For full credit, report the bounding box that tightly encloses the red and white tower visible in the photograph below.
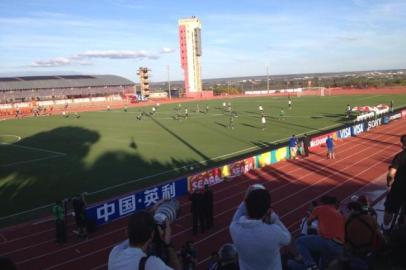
[179,17,202,95]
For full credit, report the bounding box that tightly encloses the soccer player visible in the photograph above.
[326,135,335,159]
[107,104,111,111]
[185,107,189,119]
[228,114,235,129]
[222,102,226,111]
[124,105,128,112]
[205,105,209,114]
[346,104,351,118]
[288,96,292,110]
[227,102,232,113]
[259,105,263,113]
[151,106,156,115]
[261,115,266,131]
[196,104,200,113]
[136,110,143,120]
[279,108,285,120]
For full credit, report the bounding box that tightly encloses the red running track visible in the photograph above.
[0,119,405,270]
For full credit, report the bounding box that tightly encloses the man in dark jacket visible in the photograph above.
[190,188,206,235]
[72,193,88,240]
[303,133,310,157]
[383,134,406,231]
[203,184,214,229]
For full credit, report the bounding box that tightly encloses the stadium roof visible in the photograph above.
[0,75,135,91]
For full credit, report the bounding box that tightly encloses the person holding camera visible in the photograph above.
[229,186,291,270]
[108,211,181,270]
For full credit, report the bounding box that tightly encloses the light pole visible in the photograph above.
[167,65,172,100]
[266,65,270,91]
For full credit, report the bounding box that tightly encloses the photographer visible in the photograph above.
[229,186,291,270]
[108,211,181,270]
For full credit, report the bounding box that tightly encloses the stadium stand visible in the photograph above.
[0,74,135,119]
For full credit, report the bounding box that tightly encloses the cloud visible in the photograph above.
[28,48,167,68]
[77,50,152,59]
[160,47,175,54]
[29,57,91,68]
[336,36,360,42]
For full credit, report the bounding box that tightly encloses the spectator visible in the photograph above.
[303,134,310,157]
[383,134,406,232]
[108,211,181,270]
[180,241,197,270]
[52,200,66,244]
[299,201,319,236]
[298,140,305,157]
[72,193,88,240]
[218,243,239,270]
[356,195,377,220]
[296,196,345,270]
[345,199,385,259]
[203,184,214,229]
[229,188,291,270]
[207,252,220,270]
[190,188,206,235]
[0,256,17,270]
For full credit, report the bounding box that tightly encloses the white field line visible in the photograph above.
[0,134,22,143]
[3,143,66,156]
[16,122,401,267]
[359,95,383,100]
[1,155,65,168]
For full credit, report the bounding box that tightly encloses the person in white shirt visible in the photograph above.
[261,115,266,131]
[108,211,181,270]
[229,187,291,270]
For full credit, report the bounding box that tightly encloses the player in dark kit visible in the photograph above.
[228,114,235,129]
[136,110,143,120]
[346,104,351,118]
[383,135,406,231]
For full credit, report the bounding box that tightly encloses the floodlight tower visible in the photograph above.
[137,67,150,97]
[178,16,202,96]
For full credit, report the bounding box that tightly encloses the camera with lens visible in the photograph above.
[148,199,181,262]
[153,198,181,229]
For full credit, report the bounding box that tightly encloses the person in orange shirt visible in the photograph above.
[296,195,345,270]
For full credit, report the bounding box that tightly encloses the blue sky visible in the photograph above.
[1,0,406,82]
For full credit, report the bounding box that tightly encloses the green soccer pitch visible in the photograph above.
[1,94,405,219]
